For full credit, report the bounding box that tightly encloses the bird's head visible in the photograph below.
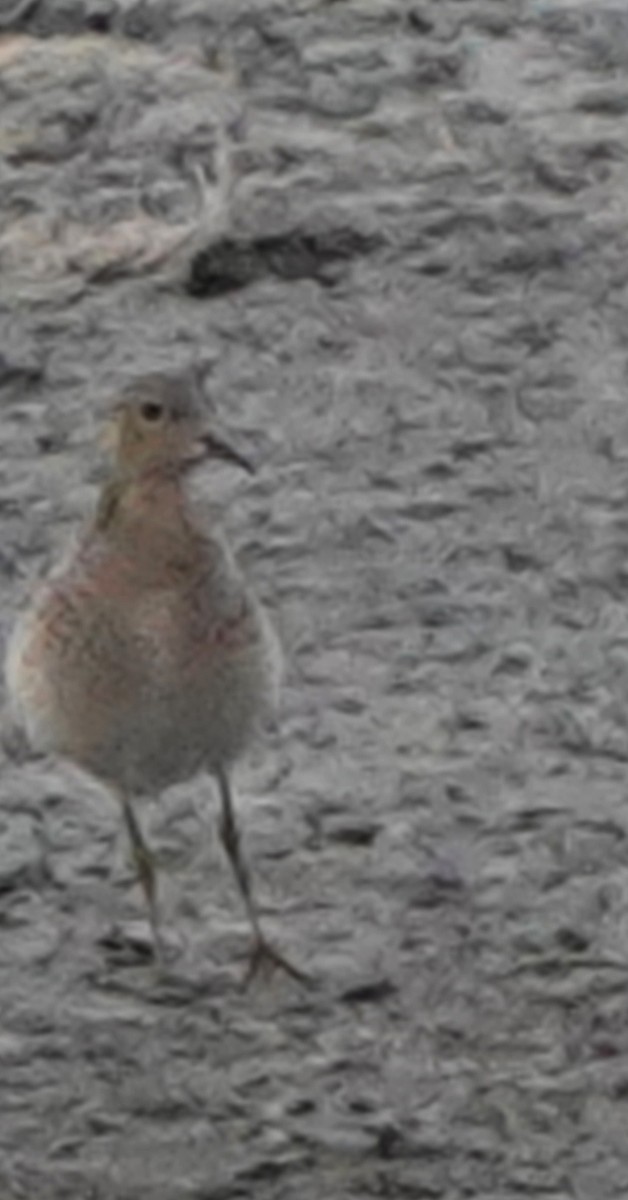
[104,374,254,478]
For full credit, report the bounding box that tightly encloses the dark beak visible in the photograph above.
[198,431,255,474]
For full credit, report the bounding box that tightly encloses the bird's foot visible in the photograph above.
[242,932,312,990]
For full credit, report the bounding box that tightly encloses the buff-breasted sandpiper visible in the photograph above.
[5,372,306,984]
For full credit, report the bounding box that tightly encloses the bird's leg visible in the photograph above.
[116,789,164,962]
[215,766,309,987]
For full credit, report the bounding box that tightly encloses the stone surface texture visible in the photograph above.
[1,1,628,1197]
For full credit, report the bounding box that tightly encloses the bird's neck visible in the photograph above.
[93,467,199,559]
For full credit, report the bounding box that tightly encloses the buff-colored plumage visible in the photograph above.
[5,373,305,983]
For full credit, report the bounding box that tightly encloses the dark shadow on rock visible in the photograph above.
[186,226,380,297]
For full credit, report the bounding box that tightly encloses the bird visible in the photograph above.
[4,371,306,985]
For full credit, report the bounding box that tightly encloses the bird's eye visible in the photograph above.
[140,402,163,422]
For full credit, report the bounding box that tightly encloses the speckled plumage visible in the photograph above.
[6,465,279,794]
[5,373,303,983]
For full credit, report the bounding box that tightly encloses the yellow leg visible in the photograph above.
[215,767,310,987]
[116,790,164,962]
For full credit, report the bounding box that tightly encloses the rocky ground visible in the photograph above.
[2,0,628,1196]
